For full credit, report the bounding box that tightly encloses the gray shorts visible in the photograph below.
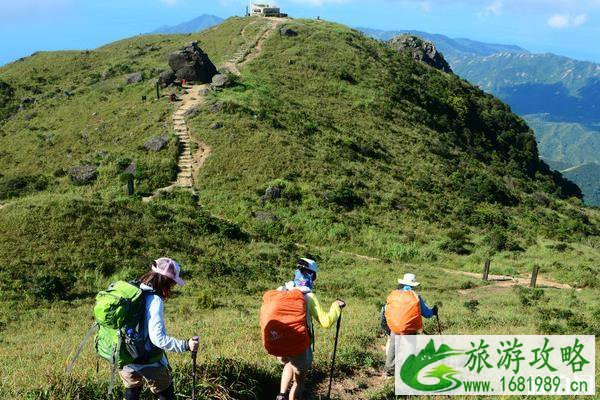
[277,346,314,372]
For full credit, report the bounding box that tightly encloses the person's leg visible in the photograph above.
[385,332,396,376]
[288,348,312,400]
[279,361,294,398]
[119,370,144,400]
[288,368,305,400]
[156,383,175,400]
[124,386,142,400]
[142,365,173,399]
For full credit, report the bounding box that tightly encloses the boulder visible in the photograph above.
[252,211,278,222]
[280,27,298,37]
[144,135,169,152]
[124,161,137,175]
[159,70,176,88]
[388,35,453,73]
[198,86,212,96]
[260,186,282,203]
[168,41,218,83]
[210,122,222,129]
[126,72,143,84]
[69,165,98,185]
[208,101,224,114]
[183,106,201,117]
[211,74,231,88]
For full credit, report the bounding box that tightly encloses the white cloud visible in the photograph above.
[547,13,588,28]
[479,0,503,17]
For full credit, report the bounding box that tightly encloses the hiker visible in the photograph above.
[120,258,199,400]
[260,258,346,400]
[380,273,437,377]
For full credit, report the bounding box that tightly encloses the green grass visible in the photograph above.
[0,17,598,399]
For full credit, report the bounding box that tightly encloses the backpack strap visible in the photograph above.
[107,330,123,395]
[66,322,99,375]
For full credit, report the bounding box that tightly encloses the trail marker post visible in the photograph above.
[127,176,134,196]
[530,265,540,288]
[482,259,491,281]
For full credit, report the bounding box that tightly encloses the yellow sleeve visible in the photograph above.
[306,292,341,328]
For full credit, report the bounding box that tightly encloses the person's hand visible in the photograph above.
[335,299,346,309]
[432,305,439,316]
[188,336,199,352]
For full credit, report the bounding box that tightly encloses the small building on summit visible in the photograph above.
[250,3,286,17]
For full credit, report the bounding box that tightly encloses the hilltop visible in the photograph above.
[360,27,600,206]
[0,17,599,399]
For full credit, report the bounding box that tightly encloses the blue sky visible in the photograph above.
[1,0,599,66]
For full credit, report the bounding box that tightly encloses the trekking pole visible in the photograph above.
[191,336,199,400]
[327,309,343,400]
[436,314,443,336]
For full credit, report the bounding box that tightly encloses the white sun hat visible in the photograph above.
[398,273,420,287]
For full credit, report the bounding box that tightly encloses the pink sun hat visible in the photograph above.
[152,258,185,286]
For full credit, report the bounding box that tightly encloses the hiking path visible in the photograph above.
[143,17,285,202]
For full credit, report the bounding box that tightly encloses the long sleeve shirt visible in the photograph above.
[123,284,188,371]
[281,281,341,343]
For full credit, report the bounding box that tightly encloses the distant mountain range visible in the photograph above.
[359,27,600,206]
[358,28,528,58]
[151,14,224,34]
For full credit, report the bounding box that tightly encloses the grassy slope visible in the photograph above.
[0,17,599,399]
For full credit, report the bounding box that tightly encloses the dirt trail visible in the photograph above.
[312,367,389,400]
[142,84,211,202]
[441,268,577,292]
[144,18,285,202]
[295,243,575,292]
[220,17,287,76]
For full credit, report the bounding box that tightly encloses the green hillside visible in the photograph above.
[560,163,600,207]
[361,26,600,206]
[0,17,599,399]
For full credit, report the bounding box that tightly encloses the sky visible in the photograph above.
[1,0,599,67]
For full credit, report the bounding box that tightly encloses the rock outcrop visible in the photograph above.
[144,135,169,152]
[211,74,231,88]
[158,70,176,88]
[388,34,452,73]
[126,72,143,84]
[69,165,98,185]
[168,42,218,83]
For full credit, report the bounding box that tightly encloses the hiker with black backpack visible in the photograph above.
[380,273,437,377]
[69,258,199,399]
[260,258,346,400]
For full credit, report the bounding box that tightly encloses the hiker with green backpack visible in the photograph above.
[260,258,346,400]
[70,258,198,400]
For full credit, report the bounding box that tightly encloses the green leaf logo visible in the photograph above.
[400,339,464,392]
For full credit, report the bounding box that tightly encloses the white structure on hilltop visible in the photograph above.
[249,3,285,17]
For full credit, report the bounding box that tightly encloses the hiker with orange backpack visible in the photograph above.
[380,273,437,377]
[260,258,346,400]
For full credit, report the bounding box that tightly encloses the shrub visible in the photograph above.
[30,272,76,300]
[325,181,364,210]
[439,229,471,254]
[0,175,50,200]
[463,299,479,313]
[514,286,544,307]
